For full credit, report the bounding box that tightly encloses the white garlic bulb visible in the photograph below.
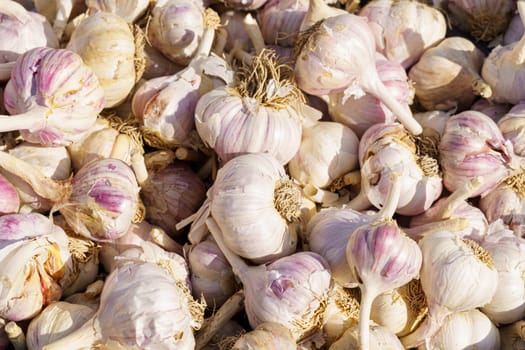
[419,309,500,350]
[209,152,299,264]
[408,36,492,111]
[85,0,150,23]
[288,120,359,189]
[360,0,447,69]
[67,11,137,108]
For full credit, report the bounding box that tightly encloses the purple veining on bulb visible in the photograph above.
[88,180,132,214]
[270,277,294,299]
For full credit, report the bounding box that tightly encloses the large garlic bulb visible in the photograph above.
[408,36,492,112]
[360,0,447,69]
[67,11,137,108]
[209,152,299,263]
[288,120,359,189]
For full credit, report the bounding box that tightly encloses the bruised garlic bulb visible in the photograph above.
[479,222,525,324]
[231,322,296,350]
[288,120,359,189]
[67,11,137,108]
[209,152,299,263]
[401,230,499,348]
[420,309,500,350]
[482,1,525,104]
[329,321,404,350]
[360,0,447,69]
[445,0,516,42]
[0,213,72,321]
[408,36,492,111]
[26,301,96,350]
[85,0,150,23]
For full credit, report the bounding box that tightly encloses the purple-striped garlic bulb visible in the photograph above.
[0,0,58,81]
[445,0,517,42]
[359,0,447,69]
[0,213,72,321]
[439,110,519,198]
[351,122,442,216]
[294,12,422,135]
[2,47,105,146]
[257,0,309,47]
[328,53,414,137]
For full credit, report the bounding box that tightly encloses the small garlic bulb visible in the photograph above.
[445,0,516,42]
[288,120,359,189]
[231,322,296,350]
[360,0,447,69]
[419,309,500,350]
[479,222,525,324]
[408,36,492,111]
[26,301,96,350]
[209,152,299,263]
[329,321,405,350]
[67,11,137,108]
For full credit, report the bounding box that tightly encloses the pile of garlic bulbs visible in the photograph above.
[0,0,524,349]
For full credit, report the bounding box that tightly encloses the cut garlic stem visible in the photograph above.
[303,184,339,205]
[0,150,70,204]
[360,76,422,135]
[376,172,402,220]
[5,322,26,350]
[242,13,266,54]
[109,134,132,161]
[0,62,15,81]
[195,289,245,350]
[343,170,361,186]
[150,226,183,255]
[403,217,469,240]
[175,147,204,162]
[130,151,148,186]
[433,177,483,219]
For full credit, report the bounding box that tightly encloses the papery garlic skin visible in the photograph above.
[243,251,332,341]
[498,102,525,156]
[0,213,71,321]
[420,309,500,350]
[503,11,524,45]
[408,36,492,112]
[257,0,308,47]
[360,0,447,69]
[26,301,96,350]
[439,110,516,198]
[329,322,405,350]
[471,98,511,123]
[4,47,105,146]
[232,322,296,350]
[479,223,525,324]
[210,153,298,263]
[0,173,19,215]
[322,284,360,345]
[67,11,136,108]
[288,121,359,189]
[147,0,205,66]
[85,0,150,23]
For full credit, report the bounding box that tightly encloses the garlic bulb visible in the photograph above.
[44,260,205,350]
[371,279,427,337]
[439,110,517,198]
[500,320,525,349]
[207,217,332,342]
[419,309,500,350]
[187,238,237,308]
[147,0,205,66]
[294,12,422,135]
[360,0,447,69]
[445,0,516,42]
[2,47,105,146]
[329,321,405,350]
[479,222,525,324]
[85,0,150,23]
[503,11,524,45]
[209,152,299,263]
[355,122,442,216]
[220,10,252,53]
[408,36,492,111]
[288,120,359,189]
[67,11,137,108]
[328,53,414,137]
[307,206,374,288]
[498,102,525,156]
[0,213,72,321]
[471,98,511,122]
[231,322,296,350]
[195,49,305,165]
[26,301,96,350]
[0,142,71,213]
[482,1,525,104]
[257,0,309,47]
[0,0,58,80]
[33,0,85,40]
[401,230,499,348]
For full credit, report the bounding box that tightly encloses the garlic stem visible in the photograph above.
[130,151,148,186]
[0,62,15,81]
[242,13,266,54]
[0,107,52,133]
[197,9,221,59]
[53,0,74,40]
[433,177,483,219]
[403,218,469,240]
[42,316,99,350]
[376,172,402,220]
[303,184,339,205]
[358,285,376,350]
[150,226,183,255]
[0,150,70,204]
[346,188,372,211]
[5,322,26,350]
[471,78,492,99]
[187,199,211,244]
[360,76,422,135]
[110,134,132,161]
[195,289,245,350]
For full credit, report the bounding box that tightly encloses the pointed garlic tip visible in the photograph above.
[472,78,493,98]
